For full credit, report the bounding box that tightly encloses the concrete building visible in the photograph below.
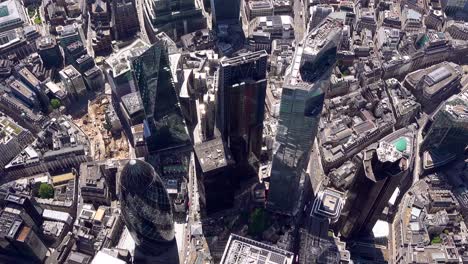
[79,162,111,206]
[386,78,421,129]
[7,79,38,108]
[404,62,462,112]
[143,0,206,41]
[56,23,85,48]
[248,15,294,52]
[59,65,87,98]
[308,5,333,31]
[311,188,345,223]
[402,8,424,33]
[340,128,415,238]
[119,91,145,127]
[105,39,150,99]
[0,0,26,33]
[446,20,468,40]
[220,234,294,264]
[111,0,139,40]
[246,0,274,21]
[194,138,235,214]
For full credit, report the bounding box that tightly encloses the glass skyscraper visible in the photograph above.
[421,90,468,154]
[132,41,191,153]
[267,18,342,215]
[119,159,175,253]
[211,0,241,26]
[267,82,325,215]
[217,51,268,162]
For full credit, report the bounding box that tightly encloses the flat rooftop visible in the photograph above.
[221,50,268,67]
[221,234,294,264]
[194,138,231,173]
[105,39,150,77]
[121,92,143,116]
[407,62,462,96]
[311,188,344,221]
[0,0,25,32]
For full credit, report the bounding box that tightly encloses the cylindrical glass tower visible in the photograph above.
[119,159,174,253]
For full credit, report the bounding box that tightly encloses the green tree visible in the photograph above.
[431,235,442,244]
[50,99,61,109]
[39,183,54,199]
[248,208,269,237]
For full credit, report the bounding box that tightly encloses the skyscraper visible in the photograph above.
[217,50,268,162]
[340,128,415,238]
[143,0,206,40]
[119,160,175,254]
[132,41,191,153]
[211,0,241,27]
[111,0,139,40]
[421,90,468,154]
[267,17,343,215]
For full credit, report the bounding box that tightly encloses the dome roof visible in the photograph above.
[120,159,157,194]
[119,159,174,248]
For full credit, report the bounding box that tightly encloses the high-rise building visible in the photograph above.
[211,0,241,26]
[0,215,47,263]
[340,128,415,238]
[132,41,191,153]
[56,23,85,48]
[267,17,343,215]
[194,138,235,214]
[119,160,176,258]
[105,39,150,99]
[143,0,206,41]
[221,234,294,264]
[421,90,468,154]
[59,65,87,98]
[216,51,268,162]
[111,0,139,40]
[36,36,63,68]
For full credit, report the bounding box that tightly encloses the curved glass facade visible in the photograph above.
[119,159,174,252]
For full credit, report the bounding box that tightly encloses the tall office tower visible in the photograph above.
[217,51,268,163]
[211,0,241,26]
[143,0,206,41]
[132,41,190,153]
[0,214,48,263]
[111,0,139,40]
[59,65,87,99]
[56,23,86,48]
[105,39,150,99]
[119,160,177,261]
[194,138,235,214]
[36,36,63,68]
[308,5,333,31]
[340,128,415,238]
[267,18,343,215]
[421,90,468,154]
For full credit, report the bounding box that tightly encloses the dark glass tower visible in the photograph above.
[211,0,241,26]
[267,18,343,215]
[217,50,268,162]
[421,91,468,154]
[132,41,191,153]
[119,159,174,253]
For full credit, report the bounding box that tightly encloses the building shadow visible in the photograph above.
[133,239,179,264]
